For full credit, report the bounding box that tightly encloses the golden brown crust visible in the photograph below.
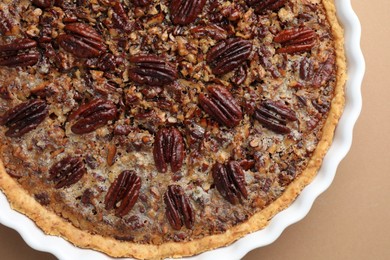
[0,0,346,258]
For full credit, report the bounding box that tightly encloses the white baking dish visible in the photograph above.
[0,0,364,259]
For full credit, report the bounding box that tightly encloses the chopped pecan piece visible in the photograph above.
[34,192,50,206]
[106,143,117,166]
[190,24,228,40]
[129,55,178,86]
[199,85,242,128]
[312,99,330,114]
[153,128,185,173]
[0,99,48,137]
[105,171,141,217]
[57,23,107,58]
[164,185,194,230]
[207,38,252,75]
[69,99,118,134]
[32,0,54,8]
[96,53,121,71]
[170,0,207,25]
[274,27,317,54]
[0,38,40,67]
[231,65,247,86]
[247,0,288,14]
[253,100,297,134]
[0,10,19,35]
[133,0,152,7]
[0,85,12,100]
[212,161,248,205]
[49,156,86,189]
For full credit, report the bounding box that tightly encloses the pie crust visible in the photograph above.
[0,0,346,259]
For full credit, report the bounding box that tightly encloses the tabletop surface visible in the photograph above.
[1,1,389,259]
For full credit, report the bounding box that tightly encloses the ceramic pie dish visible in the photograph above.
[0,2,363,259]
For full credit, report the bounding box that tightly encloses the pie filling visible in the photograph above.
[0,0,342,251]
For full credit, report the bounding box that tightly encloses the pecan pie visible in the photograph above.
[0,0,346,258]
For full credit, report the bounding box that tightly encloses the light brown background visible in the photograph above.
[1,1,389,259]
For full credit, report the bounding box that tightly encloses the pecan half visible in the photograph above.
[199,85,242,128]
[207,38,252,75]
[164,185,194,230]
[153,128,185,173]
[247,0,288,14]
[111,2,132,32]
[129,55,178,86]
[69,99,118,134]
[105,171,141,217]
[0,53,40,67]
[312,55,335,88]
[49,156,86,189]
[274,27,317,54]
[170,0,207,25]
[58,23,107,58]
[0,99,48,137]
[253,100,297,134]
[0,38,37,52]
[212,161,248,205]
[0,38,40,67]
[299,57,314,81]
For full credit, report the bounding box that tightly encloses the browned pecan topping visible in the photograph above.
[199,85,243,128]
[207,38,252,75]
[274,27,317,54]
[212,161,248,205]
[169,0,206,25]
[0,38,40,67]
[111,2,132,32]
[153,128,185,173]
[57,23,107,58]
[190,24,228,40]
[253,100,297,134]
[247,0,288,14]
[0,99,48,138]
[105,170,141,217]
[49,156,87,189]
[32,0,54,8]
[129,55,178,86]
[312,55,335,88]
[69,99,118,134]
[164,185,194,230]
